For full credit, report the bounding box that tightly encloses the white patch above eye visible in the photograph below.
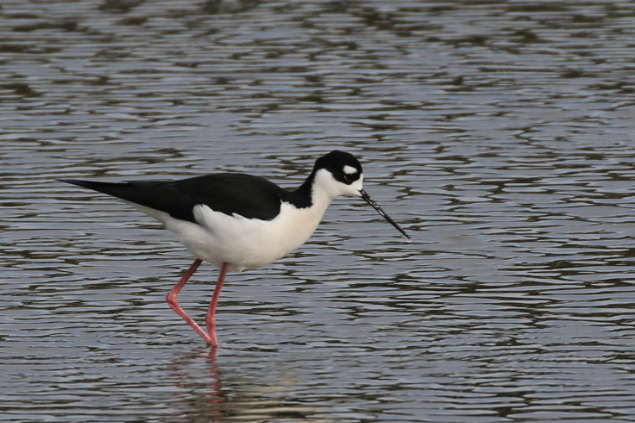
[343,165,358,175]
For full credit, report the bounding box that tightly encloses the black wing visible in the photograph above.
[60,173,287,223]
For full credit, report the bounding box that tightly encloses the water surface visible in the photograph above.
[3,0,635,421]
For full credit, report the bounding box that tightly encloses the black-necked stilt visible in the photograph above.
[61,150,409,347]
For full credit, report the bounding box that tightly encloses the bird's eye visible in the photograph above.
[344,172,356,181]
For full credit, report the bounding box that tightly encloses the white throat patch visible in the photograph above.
[314,168,363,199]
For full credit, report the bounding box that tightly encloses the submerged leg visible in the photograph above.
[206,262,229,348]
[166,258,212,344]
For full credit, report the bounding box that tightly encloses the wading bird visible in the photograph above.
[61,151,409,347]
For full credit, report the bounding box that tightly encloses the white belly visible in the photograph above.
[129,201,328,272]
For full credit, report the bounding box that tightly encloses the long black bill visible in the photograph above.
[359,189,411,242]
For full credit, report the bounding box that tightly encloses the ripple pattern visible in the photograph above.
[3,0,635,422]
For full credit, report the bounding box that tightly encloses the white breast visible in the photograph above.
[128,197,330,272]
[126,168,358,272]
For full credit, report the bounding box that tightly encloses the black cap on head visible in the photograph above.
[314,150,363,185]
[314,151,410,241]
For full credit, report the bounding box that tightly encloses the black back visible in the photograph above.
[60,150,366,225]
[61,173,307,223]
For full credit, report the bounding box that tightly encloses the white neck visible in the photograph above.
[311,168,364,206]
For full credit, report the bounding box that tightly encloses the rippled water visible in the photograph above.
[3,0,635,421]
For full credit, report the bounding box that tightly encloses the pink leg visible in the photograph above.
[166,258,212,344]
[206,262,229,348]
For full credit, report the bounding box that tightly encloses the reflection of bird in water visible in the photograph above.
[62,151,409,346]
[169,349,337,422]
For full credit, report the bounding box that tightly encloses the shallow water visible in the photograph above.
[3,0,635,421]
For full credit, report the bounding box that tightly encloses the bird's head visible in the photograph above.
[312,150,410,241]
